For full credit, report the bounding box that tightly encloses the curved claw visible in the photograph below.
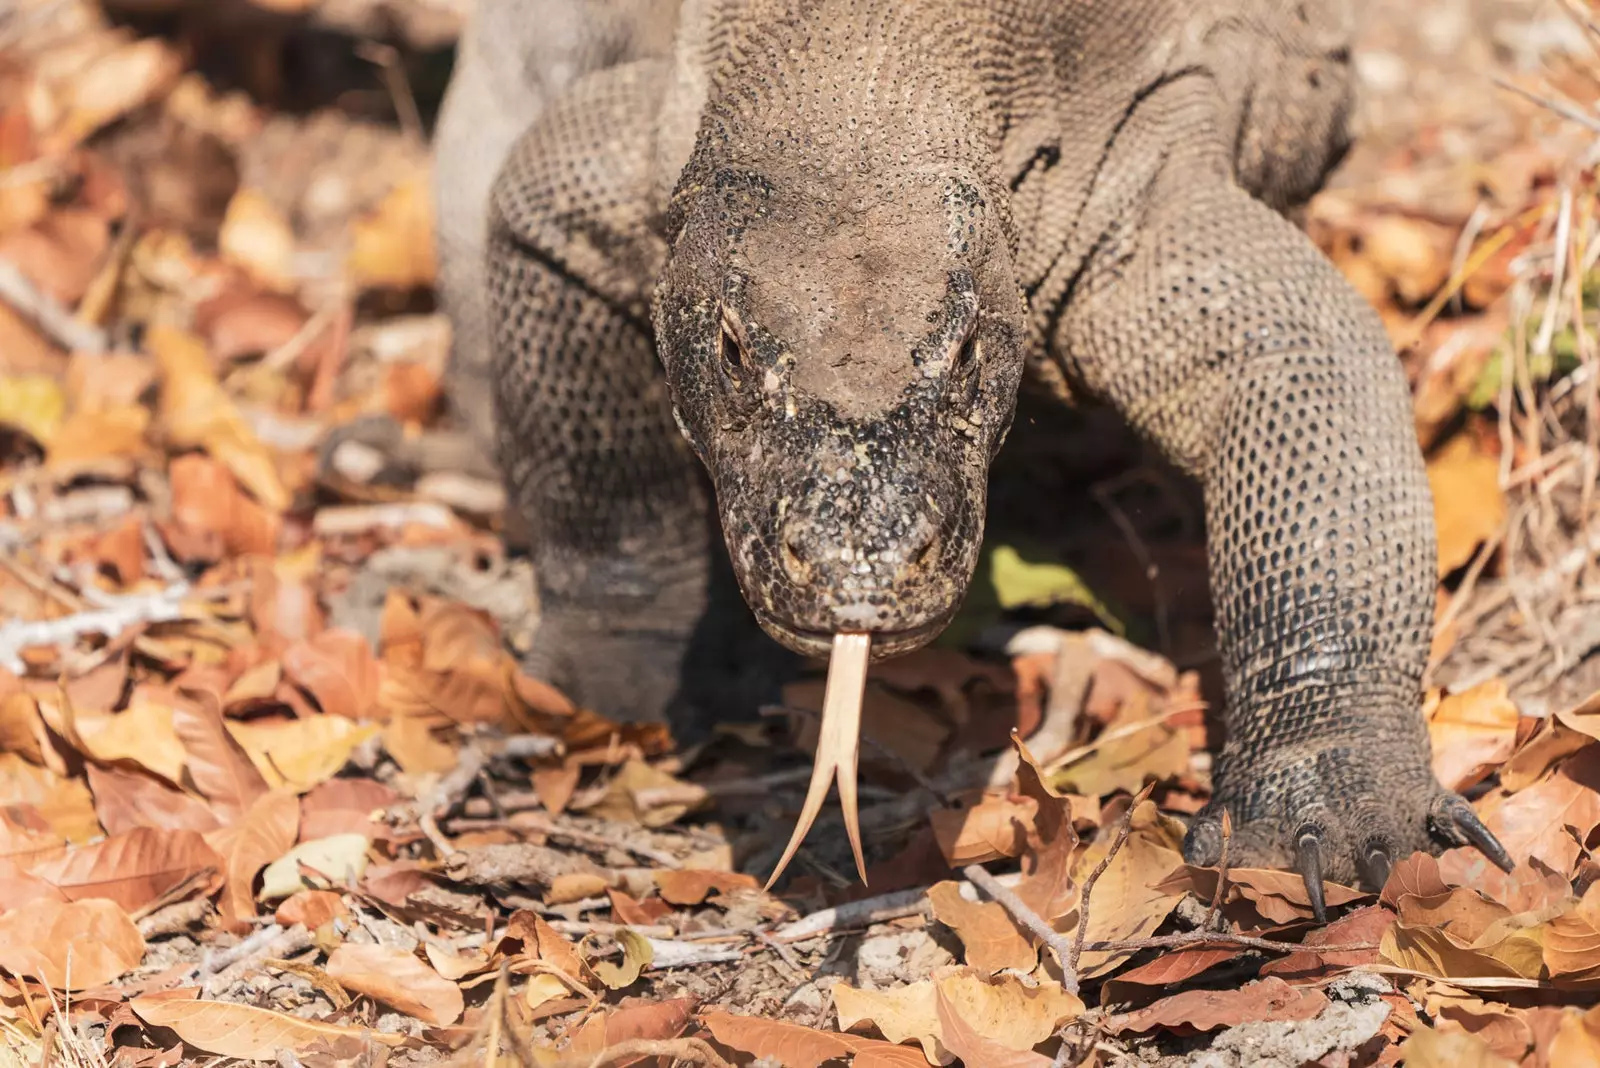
[1450,802,1514,873]
[1296,828,1327,924]
[1360,847,1391,892]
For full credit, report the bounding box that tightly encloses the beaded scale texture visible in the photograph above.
[434,0,1512,897]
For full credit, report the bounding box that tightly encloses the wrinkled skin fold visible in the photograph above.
[446,0,1514,896]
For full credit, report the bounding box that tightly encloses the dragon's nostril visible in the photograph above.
[780,530,812,584]
[906,528,938,571]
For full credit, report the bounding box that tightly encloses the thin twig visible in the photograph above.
[0,580,192,673]
[963,863,1079,995]
[0,258,107,353]
[1494,76,1600,135]
[1079,931,1377,956]
[774,886,936,942]
[1070,786,1152,973]
[1203,810,1232,932]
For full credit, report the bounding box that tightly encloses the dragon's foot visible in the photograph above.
[1182,741,1513,920]
[523,605,792,741]
[522,611,691,724]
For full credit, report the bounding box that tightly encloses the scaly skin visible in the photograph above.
[448,0,1513,896]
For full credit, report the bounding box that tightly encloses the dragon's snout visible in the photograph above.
[776,512,939,590]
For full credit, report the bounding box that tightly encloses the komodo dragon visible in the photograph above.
[435,0,1513,907]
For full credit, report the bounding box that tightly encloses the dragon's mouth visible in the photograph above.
[768,619,948,660]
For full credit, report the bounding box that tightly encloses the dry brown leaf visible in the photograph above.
[1395,888,1513,945]
[932,985,1052,1068]
[275,890,349,930]
[0,806,63,864]
[168,450,281,560]
[347,179,435,292]
[565,997,697,1061]
[208,789,299,930]
[927,880,1037,974]
[299,779,398,842]
[0,372,65,447]
[1103,944,1244,994]
[1427,990,1534,1063]
[227,716,379,792]
[1558,690,1600,743]
[1222,868,1369,925]
[700,1010,929,1068]
[1428,433,1508,576]
[0,691,50,768]
[1427,680,1521,791]
[0,857,68,910]
[0,753,102,843]
[47,406,152,470]
[282,631,381,720]
[1105,976,1328,1035]
[131,996,405,1058]
[25,827,220,913]
[1475,762,1600,877]
[929,794,1035,867]
[1544,882,1600,983]
[1379,921,1539,981]
[71,699,187,785]
[1549,1007,1600,1067]
[498,910,593,990]
[1258,905,1392,983]
[834,970,1080,1063]
[1380,852,1450,908]
[1402,1025,1518,1068]
[218,190,295,291]
[381,362,441,424]
[1050,712,1191,798]
[151,324,289,512]
[49,38,182,148]
[1010,738,1079,923]
[0,897,144,988]
[172,691,270,822]
[325,943,463,1026]
[1073,832,1186,976]
[381,597,511,725]
[654,869,760,906]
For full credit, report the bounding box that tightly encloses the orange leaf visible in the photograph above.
[298,778,397,842]
[207,789,298,930]
[929,794,1034,866]
[1106,976,1328,1034]
[0,898,143,988]
[325,943,463,1026]
[282,630,380,720]
[933,984,1053,1068]
[927,880,1036,975]
[700,1010,928,1068]
[25,827,221,913]
[654,869,760,906]
[172,691,269,822]
[131,997,405,1058]
[1427,681,1521,791]
[274,890,349,930]
[1428,433,1507,577]
[86,763,220,836]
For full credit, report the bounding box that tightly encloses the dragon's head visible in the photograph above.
[654,161,1026,661]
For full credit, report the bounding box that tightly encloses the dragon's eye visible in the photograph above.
[952,334,980,373]
[719,317,746,384]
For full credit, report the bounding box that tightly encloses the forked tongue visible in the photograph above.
[764,631,871,889]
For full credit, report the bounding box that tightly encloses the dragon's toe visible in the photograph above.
[1181,743,1513,920]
